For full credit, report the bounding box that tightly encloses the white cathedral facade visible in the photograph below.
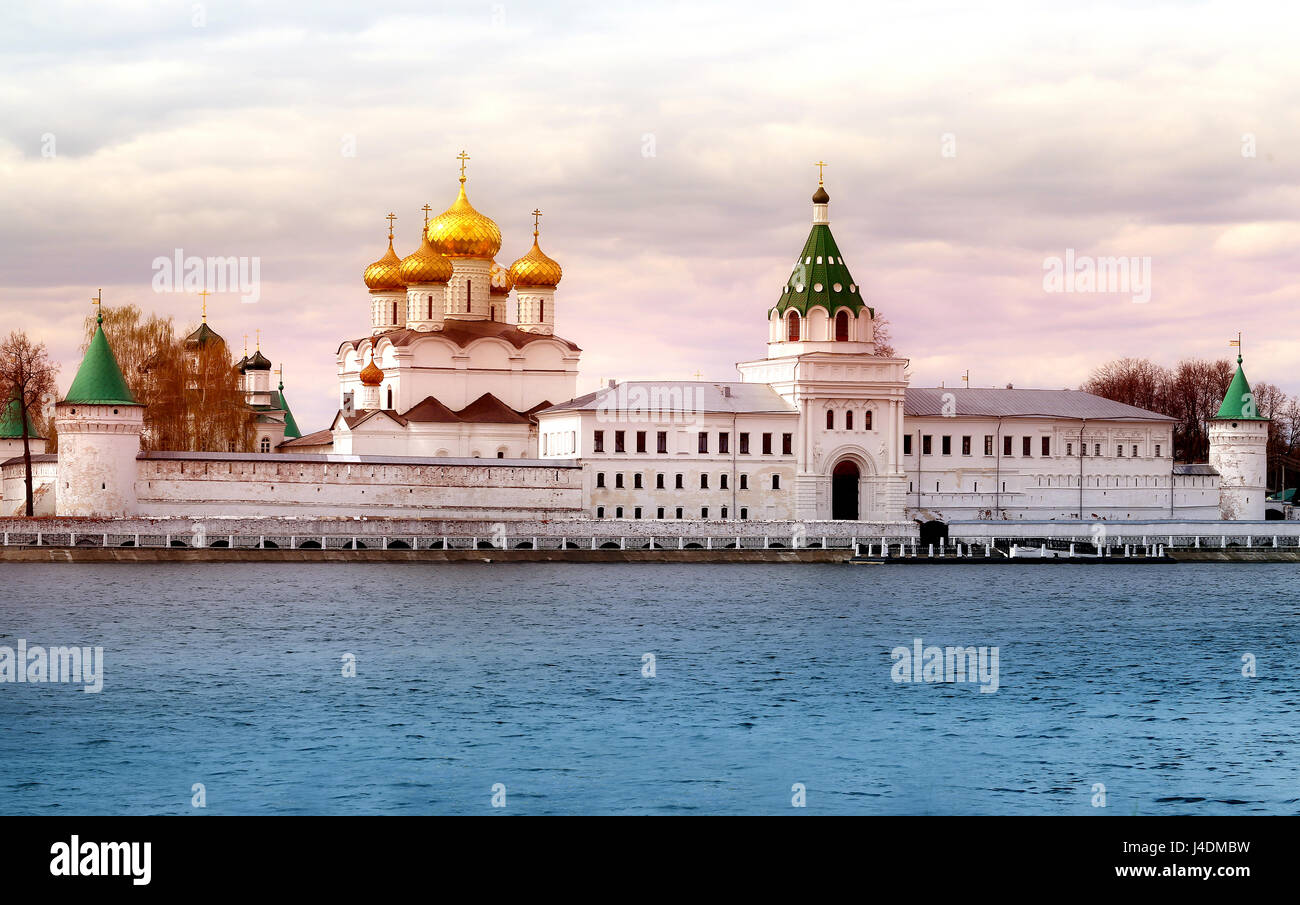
[1,158,1271,523]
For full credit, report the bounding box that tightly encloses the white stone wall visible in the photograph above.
[134,454,583,518]
[337,417,535,459]
[1,457,56,516]
[898,415,1218,519]
[54,403,144,517]
[1209,418,1269,520]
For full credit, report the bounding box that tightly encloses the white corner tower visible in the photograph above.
[1208,352,1270,520]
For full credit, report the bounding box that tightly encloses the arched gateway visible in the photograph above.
[832,459,860,520]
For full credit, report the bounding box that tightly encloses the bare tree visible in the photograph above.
[871,313,896,358]
[0,331,59,516]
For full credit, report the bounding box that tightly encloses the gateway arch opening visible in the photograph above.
[832,460,860,520]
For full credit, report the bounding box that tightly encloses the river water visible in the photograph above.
[0,562,1295,815]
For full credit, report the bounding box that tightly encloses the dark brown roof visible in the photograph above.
[279,428,333,448]
[402,396,463,423]
[455,393,532,424]
[340,320,580,354]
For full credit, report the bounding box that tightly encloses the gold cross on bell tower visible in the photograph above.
[532,208,542,236]
[457,150,470,182]
[815,160,828,185]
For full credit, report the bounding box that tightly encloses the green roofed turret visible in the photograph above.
[62,315,140,406]
[770,181,873,319]
[1214,355,1268,421]
[0,394,42,439]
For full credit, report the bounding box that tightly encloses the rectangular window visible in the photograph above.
[1117,445,1124,457]
[720,507,728,519]
[720,474,728,490]
[1094,443,1101,457]
[1022,436,1031,457]
[596,472,605,488]
[634,507,642,519]
[615,430,625,453]
[700,474,709,489]
[593,430,604,453]
[1155,444,1161,457]
[615,473,624,488]
[740,433,750,454]
[656,507,665,519]
[1132,445,1138,458]
[675,474,684,489]
[675,507,683,519]
[1066,442,1073,456]
[984,435,993,456]
[719,432,730,454]
[740,508,748,520]
[657,431,668,454]
[1042,436,1050,456]
[701,507,709,519]
[655,473,665,489]
[922,435,933,455]
[698,432,709,454]
[941,435,952,455]
[739,474,748,490]
[903,434,913,455]
[1003,435,1013,456]
[636,431,647,453]
[634,473,643,489]
[615,506,623,518]
[961,436,971,456]
[782,433,793,455]
[762,433,773,455]
[772,474,781,490]
[596,506,605,518]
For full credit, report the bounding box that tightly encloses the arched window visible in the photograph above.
[386,386,393,409]
[259,437,271,453]
[466,281,472,312]
[846,410,854,430]
[539,300,544,322]
[391,301,398,324]
[864,410,873,430]
[835,310,849,341]
[787,311,800,342]
[427,295,433,319]
[825,409,834,430]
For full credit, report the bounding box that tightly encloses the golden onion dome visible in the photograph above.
[359,352,385,387]
[399,228,453,285]
[363,221,406,291]
[509,231,563,289]
[489,261,514,295]
[426,178,502,260]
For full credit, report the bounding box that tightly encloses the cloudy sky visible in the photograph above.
[2,0,1297,430]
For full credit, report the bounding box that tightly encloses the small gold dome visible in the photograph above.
[427,181,502,260]
[489,261,514,295]
[400,233,453,284]
[509,235,563,289]
[359,352,384,387]
[363,225,406,291]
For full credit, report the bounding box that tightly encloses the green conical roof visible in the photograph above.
[0,394,41,439]
[1214,358,1268,420]
[770,187,873,318]
[271,385,302,439]
[63,321,140,406]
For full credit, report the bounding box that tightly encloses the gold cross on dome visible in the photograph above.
[385,212,397,239]
[457,150,470,181]
[815,160,828,184]
[422,203,432,225]
[198,289,211,321]
[532,208,542,235]
[255,328,261,351]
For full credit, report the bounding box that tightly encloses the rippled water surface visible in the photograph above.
[1,562,1297,815]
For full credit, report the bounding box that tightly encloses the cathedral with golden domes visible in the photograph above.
[282,151,581,460]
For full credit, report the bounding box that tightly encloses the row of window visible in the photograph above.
[595,472,781,490]
[825,409,873,431]
[596,506,751,519]
[593,430,793,456]
[905,434,1163,459]
[784,309,855,342]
